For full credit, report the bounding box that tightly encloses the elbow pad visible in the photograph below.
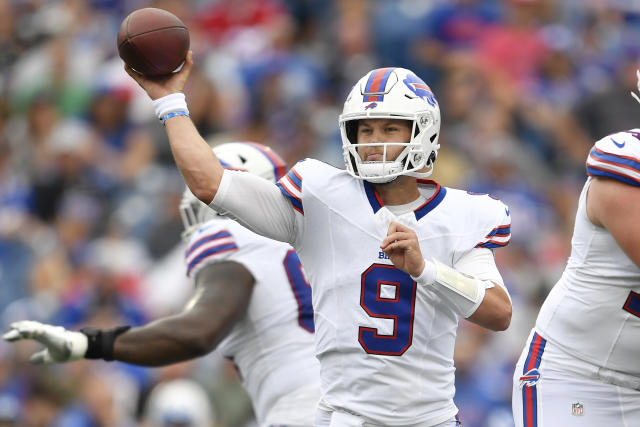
[412,259,488,318]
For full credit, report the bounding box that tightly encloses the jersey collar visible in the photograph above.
[363,179,447,221]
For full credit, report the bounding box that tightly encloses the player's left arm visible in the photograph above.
[112,261,254,366]
[382,222,511,331]
[456,249,512,331]
[4,261,254,366]
[587,177,640,267]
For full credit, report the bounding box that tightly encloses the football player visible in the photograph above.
[512,76,640,427]
[4,142,321,427]
[125,54,513,426]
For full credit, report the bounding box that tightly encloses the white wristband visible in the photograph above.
[411,259,437,285]
[152,93,189,120]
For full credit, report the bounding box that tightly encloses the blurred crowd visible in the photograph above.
[1,0,639,426]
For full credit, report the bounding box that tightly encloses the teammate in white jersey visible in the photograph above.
[512,123,640,426]
[124,53,513,426]
[4,142,321,427]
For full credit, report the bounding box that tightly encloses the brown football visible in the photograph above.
[117,8,189,77]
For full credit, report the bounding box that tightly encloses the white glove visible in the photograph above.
[3,320,88,364]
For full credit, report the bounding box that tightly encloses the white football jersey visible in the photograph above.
[185,217,320,425]
[275,159,511,425]
[535,129,640,378]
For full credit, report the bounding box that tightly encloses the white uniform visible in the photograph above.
[513,130,640,427]
[212,159,511,426]
[185,217,321,426]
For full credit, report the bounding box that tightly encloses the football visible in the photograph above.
[117,8,190,77]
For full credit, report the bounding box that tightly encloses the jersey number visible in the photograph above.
[358,264,417,356]
[283,250,314,332]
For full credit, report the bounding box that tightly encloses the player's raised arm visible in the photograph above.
[3,261,254,366]
[125,51,223,204]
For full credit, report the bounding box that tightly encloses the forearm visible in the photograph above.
[466,284,512,331]
[114,261,253,366]
[113,310,224,366]
[164,115,223,204]
[413,249,512,331]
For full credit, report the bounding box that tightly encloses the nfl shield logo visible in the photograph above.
[571,402,584,416]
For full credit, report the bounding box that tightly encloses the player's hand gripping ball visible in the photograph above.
[117,8,190,77]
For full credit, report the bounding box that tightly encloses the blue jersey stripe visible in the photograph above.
[186,231,232,257]
[363,181,383,213]
[286,169,302,191]
[187,243,238,275]
[487,225,511,237]
[414,186,447,221]
[590,147,640,171]
[475,241,508,249]
[586,165,640,186]
[277,182,304,214]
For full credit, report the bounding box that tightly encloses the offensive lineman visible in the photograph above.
[124,54,513,426]
[4,142,321,427]
[512,83,640,425]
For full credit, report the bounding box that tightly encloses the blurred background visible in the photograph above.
[0,0,639,426]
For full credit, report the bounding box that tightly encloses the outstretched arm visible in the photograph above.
[125,51,223,203]
[4,261,254,366]
[113,261,254,365]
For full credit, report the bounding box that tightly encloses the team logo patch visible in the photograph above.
[365,102,378,110]
[403,74,437,107]
[571,402,584,416]
[519,369,540,388]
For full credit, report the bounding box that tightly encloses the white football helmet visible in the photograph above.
[339,67,441,183]
[179,142,287,241]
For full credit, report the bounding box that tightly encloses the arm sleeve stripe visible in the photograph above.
[475,241,509,248]
[286,169,303,191]
[486,224,511,237]
[586,148,640,184]
[590,147,640,171]
[476,218,511,247]
[285,173,302,192]
[276,182,304,214]
[185,230,232,257]
[586,165,640,186]
[186,243,238,276]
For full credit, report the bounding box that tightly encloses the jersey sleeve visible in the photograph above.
[277,166,304,215]
[210,169,298,244]
[586,130,640,186]
[473,196,512,250]
[185,223,239,278]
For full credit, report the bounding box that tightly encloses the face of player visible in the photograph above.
[356,119,412,162]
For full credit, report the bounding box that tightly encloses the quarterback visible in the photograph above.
[4,143,321,427]
[125,53,512,426]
